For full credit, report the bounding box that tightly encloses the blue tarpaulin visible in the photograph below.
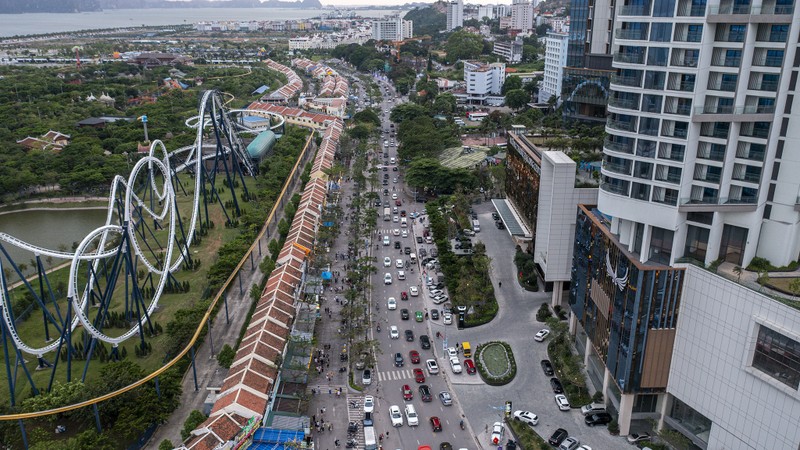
[321,271,333,280]
[322,222,335,227]
[251,428,306,450]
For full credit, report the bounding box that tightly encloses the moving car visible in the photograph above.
[363,395,375,413]
[512,410,538,427]
[541,360,554,376]
[463,359,476,374]
[389,405,404,427]
[398,270,405,280]
[401,308,410,320]
[555,394,570,411]
[548,429,568,446]
[420,334,431,349]
[409,350,420,364]
[384,273,393,285]
[405,404,419,426]
[426,359,439,374]
[415,311,424,322]
[405,329,414,341]
[438,391,452,406]
[402,384,413,401]
[419,384,432,402]
[550,377,564,394]
[384,257,391,267]
[401,291,409,300]
[362,412,373,427]
[534,329,550,342]
[390,326,399,339]
[584,412,612,427]
[627,432,651,445]
[490,422,505,445]
[414,368,425,383]
[395,259,404,268]
[394,352,404,367]
[429,416,442,432]
[387,297,397,310]
[362,369,372,386]
[409,286,419,296]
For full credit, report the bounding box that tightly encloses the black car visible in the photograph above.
[401,308,410,320]
[384,173,389,179]
[541,360,554,376]
[550,377,564,394]
[394,352,404,367]
[363,412,373,427]
[419,384,432,402]
[548,428,568,446]
[383,180,389,185]
[492,212,500,220]
[495,221,505,230]
[419,248,427,257]
[383,167,388,172]
[404,329,414,341]
[420,334,431,349]
[375,200,382,207]
[440,443,452,450]
[430,309,439,320]
[505,440,517,450]
[393,166,398,171]
[404,247,411,254]
[430,249,438,257]
[395,241,401,249]
[416,236,423,244]
[585,412,613,427]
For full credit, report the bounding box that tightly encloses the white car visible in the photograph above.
[384,273,392,285]
[512,410,538,427]
[449,357,462,374]
[384,257,392,267]
[398,270,405,280]
[387,297,397,310]
[446,347,458,359]
[430,289,443,297]
[389,326,399,339]
[392,228,400,236]
[555,394,570,411]
[409,286,419,296]
[389,405,404,427]
[560,437,580,450]
[534,329,550,342]
[426,359,439,374]
[404,404,419,426]
[578,446,592,450]
[392,193,398,199]
[490,422,505,445]
[395,259,404,268]
[443,312,452,325]
[401,229,408,238]
[393,216,399,223]
[363,395,375,413]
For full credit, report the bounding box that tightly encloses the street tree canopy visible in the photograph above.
[444,31,484,62]
[505,89,530,110]
[501,75,522,95]
[405,158,478,195]
[390,103,429,124]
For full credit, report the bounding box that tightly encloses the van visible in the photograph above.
[400,217,407,227]
[404,404,419,426]
[364,426,377,450]
[409,253,417,264]
[462,342,471,358]
[472,219,480,232]
[383,236,390,246]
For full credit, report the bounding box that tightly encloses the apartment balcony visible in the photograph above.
[732,172,762,184]
[613,52,645,65]
[618,4,650,16]
[692,104,776,123]
[607,119,637,133]
[679,196,758,212]
[665,104,692,116]
[655,173,682,184]
[600,181,630,196]
[694,172,721,184]
[653,194,680,206]
[707,80,738,92]
[602,161,633,176]
[615,28,648,40]
[677,0,707,16]
[608,96,640,111]
[610,74,643,88]
[604,138,635,154]
[708,2,793,23]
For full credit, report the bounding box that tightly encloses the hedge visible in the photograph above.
[474,341,517,386]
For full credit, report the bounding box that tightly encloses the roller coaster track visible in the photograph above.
[0,89,306,419]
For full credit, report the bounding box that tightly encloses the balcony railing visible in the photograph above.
[709,80,737,92]
[698,148,726,161]
[695,105,776,115]
[607,119,637,132]
[602,161,633,175]
[694,173,722,183]
[608,97,640,110]
[677,2,707,16]
[681,196,758,206]
[732,172,762,183]
[614,52,645,64]
[604,139,635,154]
[600,181,629,196]
[615,29,648,40]
[611,75,642,88]
[709,4,752,14]
[662,128,688,139]
[656,173,682,184]
[666,104,692,116]
[653,195,679,206]
[672,57,699,68]
[618,4,650,15]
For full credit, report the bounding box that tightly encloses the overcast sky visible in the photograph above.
[320,0,514,6]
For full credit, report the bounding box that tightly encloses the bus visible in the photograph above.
[467,111,489,121]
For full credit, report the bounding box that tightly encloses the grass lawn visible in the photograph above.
[0,174,255,405]
[439,146,488,169]
[481,342,511,377]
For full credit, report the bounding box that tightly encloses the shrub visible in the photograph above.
[217,344,235,368]
[536,303,552,322]
[181,410,208,440]
[159,440,175,450]
[608,419,619,435]
[507,416,550,450]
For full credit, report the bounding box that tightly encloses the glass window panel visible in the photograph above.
[753,325,800,390]
[653,0,676,16]
[650,23,672,42]
[647,47,669,66]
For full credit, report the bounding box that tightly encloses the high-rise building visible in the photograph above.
[478,5,495,20]
[540,31,569,103]
[511,0,535,33]
[562,0,615,122]
[568,0,800,446]
[372,16,413,41]
[492,36,524,63]
[446,0,464,31]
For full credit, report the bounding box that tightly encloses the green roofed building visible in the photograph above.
[247,130,277,162]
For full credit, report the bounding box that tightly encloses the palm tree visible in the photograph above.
[733,266,742,283]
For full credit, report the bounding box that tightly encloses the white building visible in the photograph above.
[462,60,506,104]
[446,0,464,31]
[511,0,534,33]
[492,36,524,64]
[372,16,413,41]
[494,4,509,18]
[539,31,568,103]
[477,5,495,20]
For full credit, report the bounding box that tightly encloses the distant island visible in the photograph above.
[0,0,324,14]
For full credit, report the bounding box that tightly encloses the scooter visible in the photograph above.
[460,420,465,430]
[346,439,358,448]
[376,324,381,332]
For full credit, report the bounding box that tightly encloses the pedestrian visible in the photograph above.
[328,423,333,431]
[335,440,340,447]
[329,388,332,395]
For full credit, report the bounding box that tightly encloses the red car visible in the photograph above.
[464,359,476,375]
[401,291,409,300]
[395,199,402,206]
[402,384,413,401]
[409,350,421,364]
[414,368,425,383]
[430,416,442,432]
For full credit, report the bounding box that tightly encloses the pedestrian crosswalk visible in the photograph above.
[376,368,414,382]
[346,394,365,450]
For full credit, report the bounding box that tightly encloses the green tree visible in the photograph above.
[159,440,175,450]
[505,89,530,110]
[433,93,457,115]
[181,410,208,440]
[444,31,484,62]
[218,344,236,368]
[501,75,522,95]
[390,102,429,124]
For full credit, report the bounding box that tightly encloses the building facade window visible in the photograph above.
[683,225,710,261]
[649,226,674,264]
[753,325,800,390]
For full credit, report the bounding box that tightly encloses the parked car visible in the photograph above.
[449,357,462,374]
[419,384,432,402]
[362,369,372,385]
[443,312,453,324]
[584,412,612,427]
[550,377,564,394]
[420,334,431,349]
[512,410,538,427]
[534,329,550,342]
[394,352,404,367]
[541,360,554,376]
[559,437,580,450]
[362,412,373,427]
[627,433,651,445]
[490,422,505,445]
[431,309,440,320]
[363,395,374,413]
[438,391,452,406]
[580,403,606,416]
[555,394,570,411]
[463,359,476,374]
[548,429,568,446]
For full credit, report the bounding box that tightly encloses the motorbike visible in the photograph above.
[346,439,358,448]
[376,324,381,332]
[339,366,347,373]
[460,420,465,430]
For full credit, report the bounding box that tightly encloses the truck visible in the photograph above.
[384,207,391,221]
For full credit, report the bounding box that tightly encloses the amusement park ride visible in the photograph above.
[0,90,284,429]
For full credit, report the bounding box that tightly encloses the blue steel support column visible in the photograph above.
[93,403,102,433]
[224,293,230,324]
[207,319,215,356]
[190,346,199,391]
[239,273,243,295]
[18,420,28,450]
[155,376,161,398]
